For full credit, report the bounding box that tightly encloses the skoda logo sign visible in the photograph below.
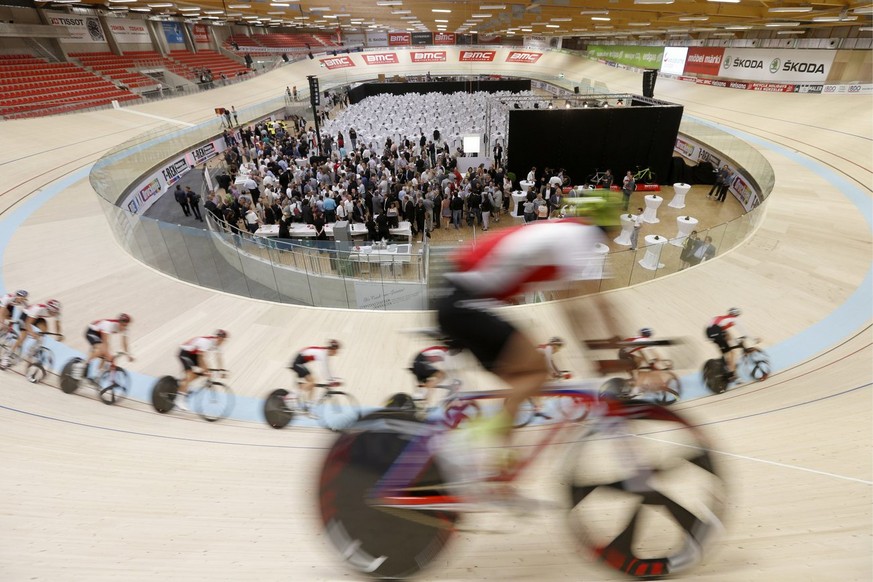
[722,55,731,69]
[769,58,781,74]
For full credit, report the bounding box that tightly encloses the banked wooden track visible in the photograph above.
[0,51,870,581]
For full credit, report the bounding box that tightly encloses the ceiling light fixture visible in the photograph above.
[480,4,506,9]
[432,8,451,13]
[768,6,813,13]
[591,17,610,21]
[765,21,801,26]
[679,16,709,21]
[777,30,806,34]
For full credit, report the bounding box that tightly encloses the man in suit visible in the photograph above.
[688,236,717,265]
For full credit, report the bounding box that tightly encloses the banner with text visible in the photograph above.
[433,32,456,45]
[362,52,399,66]
[320,55,355,69]
[459,50,496,63]
[388,32,410,46]
[718,48,835,83]
[588,45,664,70]
[365,31,388,47]
[683,47,725,76]
[107,18,150,44]
[44,10,106,44]
[410,50,446,63]
[191,23,210,45]
[411,32,432,45]
[506,51,542,64]
[162,21,185,44]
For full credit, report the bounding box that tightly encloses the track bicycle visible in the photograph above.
[633,166,657,184]
[60,352,131,405]
[151,368,235,422]
[702,338,770,394]
[586,169,610,188]
[0,326,59,384]
[318,385,727,580]
[599,359,682,405]
[263,379,360,431]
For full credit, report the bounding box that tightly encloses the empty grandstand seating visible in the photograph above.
[0,54,140,119]
[168,50,250,79]
[70,52,161,89]
[223,32,340,53]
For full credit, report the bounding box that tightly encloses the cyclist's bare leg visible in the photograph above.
[493,332,549,432]
[300,375,316,406]
[178,369,199,395]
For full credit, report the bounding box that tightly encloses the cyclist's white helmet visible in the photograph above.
[728,307,741,317]
[46,299,61,314]
[639,328,653,338]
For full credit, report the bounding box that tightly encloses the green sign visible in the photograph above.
[588,45,664,70]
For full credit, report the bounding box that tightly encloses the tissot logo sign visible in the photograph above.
[459,50,496,62]
[433,32,456,45]
[388,32,411,46]
[506,51,542,64]
[320,56,355,69]
[411,51,447,63]
[362,53,399,66]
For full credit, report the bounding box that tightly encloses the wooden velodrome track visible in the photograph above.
[0,51,870,581]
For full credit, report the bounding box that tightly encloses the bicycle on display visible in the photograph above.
[633,165,658,184]
[317,383,727,580]
[263,379,360,431]
[0,325,59,384]
[703,337,771,394]
[586,169,610,188]
[151,368,235,422]
[60,352,131,405]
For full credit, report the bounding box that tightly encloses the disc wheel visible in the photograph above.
[316,390,361,431]
[318,413,459,579]
[566,402,726,579]
[600,377,631,400]
[98,367,129,405]
[264,388,295,429]
[656,373,681,405]
[151,375,179,413]
[25,363,45,384]
[702,359,728,394]
[60,358,84,394]
[191,381,234,422]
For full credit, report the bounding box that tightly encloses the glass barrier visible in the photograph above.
[89,60,775,310]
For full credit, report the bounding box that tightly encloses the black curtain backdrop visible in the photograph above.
[348,79,531,104]
[507,101,683,186]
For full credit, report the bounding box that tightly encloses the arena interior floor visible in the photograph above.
[0,53,870,581]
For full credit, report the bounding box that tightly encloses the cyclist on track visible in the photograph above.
[618,328,662,385]
[4,299,62,367]
[289,340,341,410]
[0,290,28,335]
[79,314,133,380]
[177,330,228,411]
[410,343,461,405]
[537,336,571,380]
[706,308,748,380]
[435,218,622,489]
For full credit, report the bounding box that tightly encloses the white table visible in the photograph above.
[519,180,534,194]
[639,234,667,271]
[255,221,412,241]
[511,191,527,218]
[642,195,663,224]
[669,183,691,209]
[582,242,610,280]
[349,244,414,276]
[671,215,699,247]
[614,213,634,246]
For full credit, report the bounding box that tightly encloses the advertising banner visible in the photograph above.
[388,32,411,46]
[433,32,456,45]
[660,46,688,76]
[587,45,664,70]
[457,34,475,44]
[718,48,835,82]
[410,50,446,63]
[822,83,873,94]
[44,10,106,44]
[107,18,150,44]
[683,47,724,76]
[523,35,550,50]
[411,32,432,45]
[162,21,185,44]
[345,32,366,45]
[505,51,542,64]
[366,31,388,47]
[362,52,399,66]
[191,23,210,45]
[459,50,496,63]
[320,55,355,69]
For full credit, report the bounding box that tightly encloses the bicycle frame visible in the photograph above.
[367,385,604,511]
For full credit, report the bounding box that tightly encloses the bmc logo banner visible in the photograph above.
[411,51,447,63]
[459,50,496,62]
[388,32,411,46]
[320,56,355,69]
[433,32,456,45]
[362,53,399,66]
[506,51,542,64]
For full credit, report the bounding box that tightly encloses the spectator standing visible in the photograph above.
[688,236,716,265]
[630,207,644,250]
[717,168,734,203]
[622,171,636,211]
[708,165,728,199]
[186,186,203,222]
[174,184,190,217]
